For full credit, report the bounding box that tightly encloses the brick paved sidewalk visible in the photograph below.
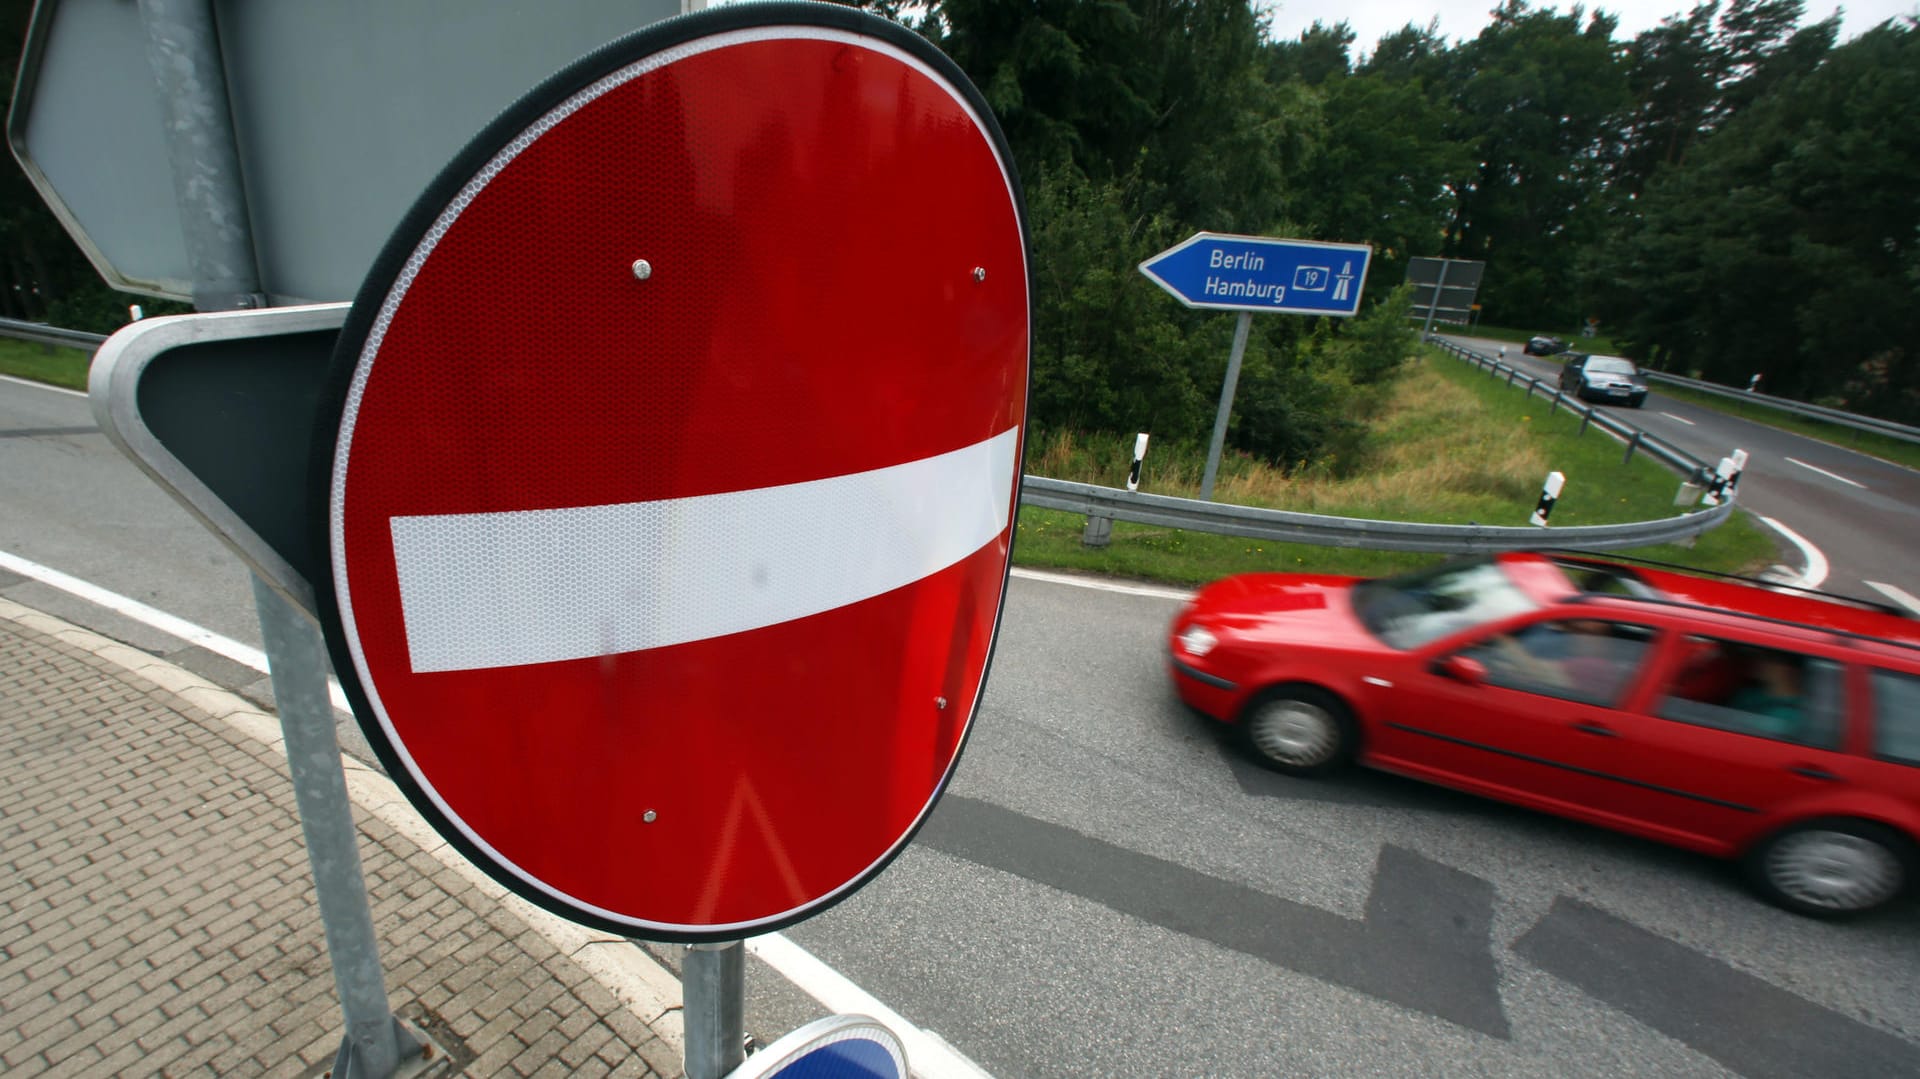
[0,598,686,1077]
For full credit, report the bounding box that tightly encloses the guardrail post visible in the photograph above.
[1082,515,1114,547]
[1623,430,1643,464]
[1548,390,1560,415]
[1578,407,1593,436]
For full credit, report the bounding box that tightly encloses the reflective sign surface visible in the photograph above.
[318,5,1028,938]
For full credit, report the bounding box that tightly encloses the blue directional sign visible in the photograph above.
[1139,231,1373,316]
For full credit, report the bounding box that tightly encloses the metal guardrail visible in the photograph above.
[1638,369,1920,446]
[1021,475,1735,553]
[1428,337,1715,483]
[0,317,108,351]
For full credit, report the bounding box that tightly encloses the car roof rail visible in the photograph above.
[1559,591,1920,656]
[1540,549,1911,619]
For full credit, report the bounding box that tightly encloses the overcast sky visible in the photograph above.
[1258,0,1918,58]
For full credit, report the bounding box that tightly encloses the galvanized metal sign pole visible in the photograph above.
[134,1,416,1075]
[1202,312,1256,501]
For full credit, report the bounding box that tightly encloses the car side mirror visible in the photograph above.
[1434,655,1488,685]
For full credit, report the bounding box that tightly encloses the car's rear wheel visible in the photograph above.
[1239,686,1354,776]
[1746,819,1913,917]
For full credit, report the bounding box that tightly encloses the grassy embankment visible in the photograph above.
[0,338,89,391]
[1015,346,1778,585]
[0,337,1779,585]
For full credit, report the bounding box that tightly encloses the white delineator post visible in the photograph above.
[1127,433,1149,492]
[1702,449,1748,506]
[1530,471,1565,527]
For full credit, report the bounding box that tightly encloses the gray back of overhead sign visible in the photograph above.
[1406,257,1486,328]
[9,0,691,304]
[89,305,349,615]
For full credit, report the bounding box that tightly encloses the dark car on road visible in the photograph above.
[1168,552,1920,917]
[1524,335,1567,356]
[1559,353,1649,407]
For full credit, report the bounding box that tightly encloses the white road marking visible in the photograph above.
[1756,517,1830,589]
[0,546,972,1071]
[746,934,992,1078]
[0,373,87,398]
[1786,457,1867,489]
[1865,581,1920,616]
[0,548,280,684]
[1011,566,1194,601]
[384,427,1019,673]
[1658,412,1695,426]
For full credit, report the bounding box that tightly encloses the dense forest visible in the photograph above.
[905,0,1920,443]
[5,1,1916,463]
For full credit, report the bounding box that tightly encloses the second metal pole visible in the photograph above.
[683,941,746,1079]
[1200,311,1253,502]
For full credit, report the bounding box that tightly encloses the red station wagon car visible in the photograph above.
[1168,552,1920,916]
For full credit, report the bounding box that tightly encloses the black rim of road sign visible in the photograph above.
[309,2,1031,940]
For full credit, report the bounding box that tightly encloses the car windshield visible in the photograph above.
[1587,357,1636,375]
[1351,559,1540,650]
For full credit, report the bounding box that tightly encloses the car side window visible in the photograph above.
[1654,636,1843,749]
[1870,669,1920,766]
[1460,620,1657,706]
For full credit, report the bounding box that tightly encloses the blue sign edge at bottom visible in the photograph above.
[725,1014,909,1079]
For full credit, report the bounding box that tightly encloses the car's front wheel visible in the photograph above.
[1239,686,1354,776]
[1746,818,1913,917]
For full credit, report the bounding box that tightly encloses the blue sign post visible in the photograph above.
[1138,232,1374,498]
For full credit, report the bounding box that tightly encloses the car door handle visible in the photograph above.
[1572,721,1617,738]
[1789,764,1839,781]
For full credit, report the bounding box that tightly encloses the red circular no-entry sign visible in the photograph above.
[315,4,1028,940]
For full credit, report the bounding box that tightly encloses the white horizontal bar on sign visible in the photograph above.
[388,427,1020,674]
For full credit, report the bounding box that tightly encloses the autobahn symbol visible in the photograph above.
[314,5,1029,940]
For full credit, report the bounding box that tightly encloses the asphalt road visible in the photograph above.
[4,372,1918,1078]
[1442,335,1920,613]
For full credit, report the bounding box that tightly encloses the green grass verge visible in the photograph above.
[0,339,91,392]
[1013,347,1778,585]
[1647,379,1920,473]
